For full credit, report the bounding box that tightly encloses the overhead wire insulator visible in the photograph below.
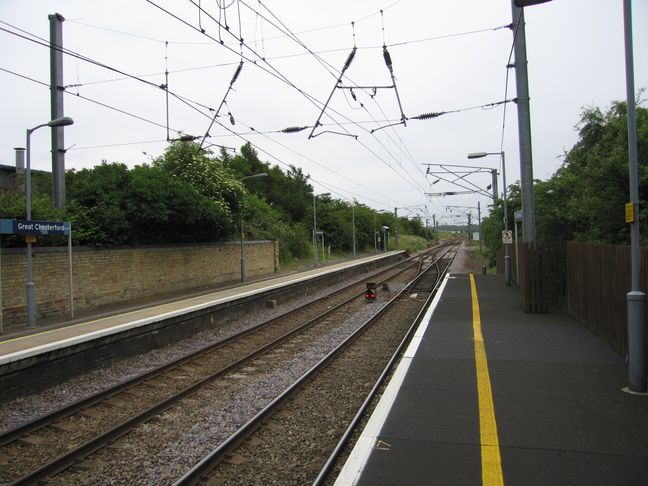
[382,46,393,73]
[342,47,357,74]
[282,126,308,133]
[230,61,243,85]
[415,112,445,120]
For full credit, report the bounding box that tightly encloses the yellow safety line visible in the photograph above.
[470,273,504,486]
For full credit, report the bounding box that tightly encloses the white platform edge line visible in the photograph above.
[334,273,450,486]
[0,252,400,366]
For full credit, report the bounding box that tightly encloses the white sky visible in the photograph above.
[1,0,646,225]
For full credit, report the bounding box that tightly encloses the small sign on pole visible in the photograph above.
[625,202,635,223]
[502,230,513,244]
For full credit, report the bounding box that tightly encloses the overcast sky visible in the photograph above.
[1,0,646,225]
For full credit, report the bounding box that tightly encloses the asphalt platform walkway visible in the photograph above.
[337,273,648,485]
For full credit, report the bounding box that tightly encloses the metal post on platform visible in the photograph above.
[68,222,74,319]
[623,0,646,393]
[477,201,482,254]
[25,116,73,327]
[312,192,330,267]
[0,235,3,334]
[352,202,356,258]
[468,151,510,286]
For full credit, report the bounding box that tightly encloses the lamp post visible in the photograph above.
[239,172,268,282]
[468,151,510,286]
[313,192,330,267]
[25,116,74,327]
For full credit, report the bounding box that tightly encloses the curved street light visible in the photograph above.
[25,116,74,327]
[468,151,510,286]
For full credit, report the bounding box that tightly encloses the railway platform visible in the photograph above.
[0,251,403,395]
[336,272,648,485]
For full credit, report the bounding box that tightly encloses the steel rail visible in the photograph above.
[312,242,459,485]
[0,249,426,449]
[172,248,456,486]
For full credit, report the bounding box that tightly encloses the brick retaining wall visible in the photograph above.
[0,240,279,326]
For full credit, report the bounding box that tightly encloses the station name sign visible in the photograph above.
[0,219,70,236]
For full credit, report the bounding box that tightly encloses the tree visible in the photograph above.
[481,98,647,263]
[221,142,313,223]
[537,100,647,243]
[64,162,233,246]
[153,140,245,235]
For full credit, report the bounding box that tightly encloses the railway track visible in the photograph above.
[174,242,459,485]
[0,242,457,484]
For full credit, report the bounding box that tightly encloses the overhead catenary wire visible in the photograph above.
[197,3,504,206]
[241,2,430,196]
[60,6,510,194]
[199,60,244,148]
[0,64,408,211]
[1,5,506,215]
[172,2,431,197]
[148,0,365,146]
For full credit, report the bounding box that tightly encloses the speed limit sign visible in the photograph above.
[502,230,513,244]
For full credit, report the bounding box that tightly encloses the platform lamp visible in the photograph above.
[313,192,331,267]
[468,151,511,287]
[239,172,268,282]
[25,116,74,327]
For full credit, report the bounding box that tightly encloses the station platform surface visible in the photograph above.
[336,272,648,485]
[0,251,400,366]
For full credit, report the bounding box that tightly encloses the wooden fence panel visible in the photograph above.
[517,241,566,314]
[496,240,646,358]
[565,242,648,358]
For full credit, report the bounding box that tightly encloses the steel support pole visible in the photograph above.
[467,212,472,240]
[49,13,66,209]
[25,127,37,328]
[394,207,399,248]
[491,169,499,205]
[477,201,482,254]
[511,3,536,242]
[68,223,74,318]
[0,236,3,334]
[623,0,645,393]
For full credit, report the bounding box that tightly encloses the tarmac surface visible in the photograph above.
[336,272,648,485]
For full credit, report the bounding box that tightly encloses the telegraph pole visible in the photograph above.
[49,13,66,208]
